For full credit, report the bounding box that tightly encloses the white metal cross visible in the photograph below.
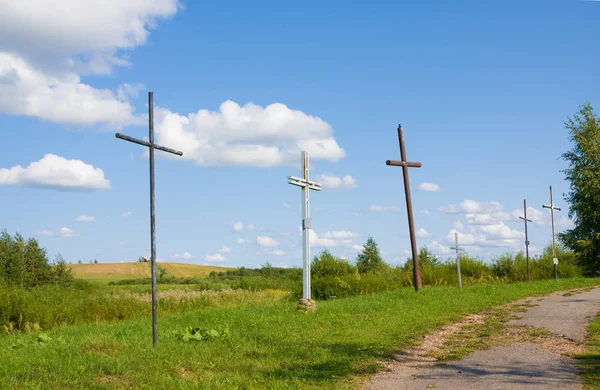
[287,151,322,300]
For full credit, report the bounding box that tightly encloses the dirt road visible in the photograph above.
[363,286,600,390]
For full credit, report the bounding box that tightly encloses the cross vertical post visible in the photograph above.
[450,232,464,288]
[543,186,561,280]
[519,199,533,282]
[115,91,183,346]
[288,151,322,310]
[386,125,423,291]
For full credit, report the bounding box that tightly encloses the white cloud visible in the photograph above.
[0,2,180,127]
[204,253,226,262]
[316,174,358,189]
[0,54,142,128]
[39,227,79,238]
[0,154,111,190]
[218,245,232,254]
[416,228,430,238]
[231,221,244,232]
[153,101,345,167]
[257,236,279,247]
[282,202,292,209]
[368,204,402,213]
[270,250,286,256]
[248,224,264,232]
[352,245,365,253]
[444,227,521,250]
[418,182,440,192]
[421,210,431,215]
[439,200,503,215]
[59,228,78,238]
[123,211,132,218]
[170,252,193,260]
[429,241,453,255]
[236,238,249,245]
[321,231,360,239]
[75,215,96,222]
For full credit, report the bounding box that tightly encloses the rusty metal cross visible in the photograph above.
[386,124,423,291]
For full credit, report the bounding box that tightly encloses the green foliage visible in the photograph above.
[0,230,73,287]
[356,236,389,274]
[311,250,355,278]
[559,103,600,275]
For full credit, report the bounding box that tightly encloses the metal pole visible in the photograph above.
[397,125,423,291]
[550,186,557,280]
[301,151,310,300]
[454,232,462,288]
[524,199,530,282]
[149,92,157,346]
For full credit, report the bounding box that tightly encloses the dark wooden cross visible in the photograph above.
[519,199,532,282]
[386,124,423,291]
[115,91,183,346]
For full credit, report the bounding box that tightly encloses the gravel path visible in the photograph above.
[363,286,600,390]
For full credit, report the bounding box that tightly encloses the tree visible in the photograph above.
[356,236,388,274]
[559,103,600,275]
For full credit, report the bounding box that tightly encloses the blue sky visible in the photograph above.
[0,0,598,268]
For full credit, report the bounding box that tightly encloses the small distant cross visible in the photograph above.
[385,124,423,291]
[450,232,465,288]
[115,91,183,347]
[288,151,322,303]
[519,199,533,282]
[543,186,561,280]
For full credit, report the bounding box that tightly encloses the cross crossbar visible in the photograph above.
[543,204,561,211]
[287,176,322,190]
[519,216,533,223]
[386,160,422,168]
[115,133,183,156]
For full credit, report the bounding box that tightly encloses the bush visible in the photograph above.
[311,250,356,278]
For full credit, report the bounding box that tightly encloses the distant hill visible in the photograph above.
[69,262,236,281]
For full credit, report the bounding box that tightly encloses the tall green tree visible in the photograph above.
[356,236,388,274]
[559,103,600,275]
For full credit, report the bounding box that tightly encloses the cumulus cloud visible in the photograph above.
[418,182,440,192]
[218,245,232,254]
[248,224,264,232]
[153,101,345,167]
[321,231,360,239]
[170,252,193,260]
[123,211,132,218]
[257,236,279,247]
[0,2,180,127]
[298,228,357,248]
[204,253,226,262]
[75,215,96,222]
[270,250,286,256]
[416,228,430,238]
[368,204,402,213]
[352,245,365,253]
[231,221,244,232]
[439,200,503,215]
[316,174,358,189]
[236,238,249,245]
[0,154,111,191]
[39,227,79,239]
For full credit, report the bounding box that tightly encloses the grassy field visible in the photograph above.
[2,278,599,389]
[69,262,235,280]
[577,313,600,389]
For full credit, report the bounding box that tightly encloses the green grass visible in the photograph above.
[577,312,600,389]
[1,278,599,389]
